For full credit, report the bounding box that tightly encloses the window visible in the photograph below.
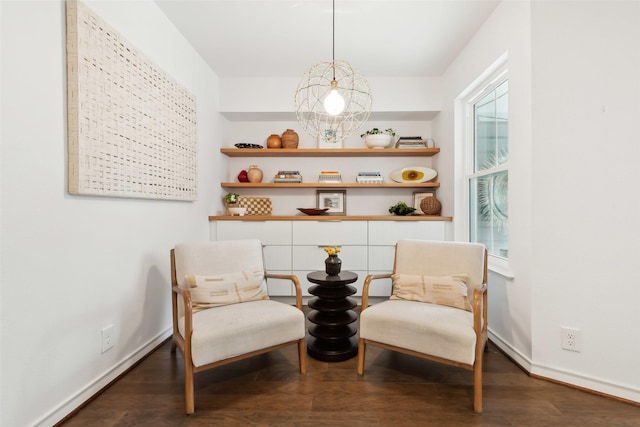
[467,77,508,258]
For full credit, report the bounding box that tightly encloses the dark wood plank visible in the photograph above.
[59,337,639,427]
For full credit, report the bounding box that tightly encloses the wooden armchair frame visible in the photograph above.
[170,248,306,414]
[357,245,488,413]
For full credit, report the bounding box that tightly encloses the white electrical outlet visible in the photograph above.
[561,326,582,352]
[101,325,114,353]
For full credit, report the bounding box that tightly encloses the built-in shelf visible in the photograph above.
[209,215,452,221]
[220,148,440,158]
[221,182,440,189]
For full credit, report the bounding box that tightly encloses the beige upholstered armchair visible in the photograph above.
[170,239,306,414]
[357,239,488,413]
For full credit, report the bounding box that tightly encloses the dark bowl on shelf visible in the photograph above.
[297,208,329,216]
[234,143,263,149]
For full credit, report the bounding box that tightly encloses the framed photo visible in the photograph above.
[317,123,344,148]
[413,190,436,212]
[317,190,347,215]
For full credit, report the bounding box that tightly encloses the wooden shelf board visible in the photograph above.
[221,182,440,189]
[209,215,452,221]
[220,148,440,157]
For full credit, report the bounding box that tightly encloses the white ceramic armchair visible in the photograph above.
[357,239,488,413]
[170,239,306,414]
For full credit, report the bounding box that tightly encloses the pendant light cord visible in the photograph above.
[331,0,336,80]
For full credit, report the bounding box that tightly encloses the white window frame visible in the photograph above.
[455,54,513,278]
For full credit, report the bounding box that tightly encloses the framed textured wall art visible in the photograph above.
[66,0,197,200]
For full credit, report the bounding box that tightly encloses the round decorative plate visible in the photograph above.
[297,208,329,215]
[389,167,437,183]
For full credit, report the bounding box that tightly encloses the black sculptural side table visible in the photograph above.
[306,271,358,362]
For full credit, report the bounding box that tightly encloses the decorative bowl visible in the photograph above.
[389,166,438,183]
[363,134,394,149]
[297,208,329,216]
[228,207,247,216]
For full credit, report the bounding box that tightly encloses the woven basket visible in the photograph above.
[420,196,442,215]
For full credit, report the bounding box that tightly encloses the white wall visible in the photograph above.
[219,76,443,114]
[438,0,639,404]
[436,0,533,366]
[530,0,640,402]
[0,1,222,426]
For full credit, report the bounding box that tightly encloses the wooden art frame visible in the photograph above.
[317,190,347,215]
[413,190,436,211]
[66,0,197,200]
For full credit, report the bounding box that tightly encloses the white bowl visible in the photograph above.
[228,207,247,216]
[363,134,394,149]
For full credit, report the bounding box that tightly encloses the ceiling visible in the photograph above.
[155,0,501,79]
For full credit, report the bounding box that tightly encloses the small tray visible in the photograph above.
[297,208,329,216]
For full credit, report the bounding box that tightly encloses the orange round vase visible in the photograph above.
[266,134,282,149]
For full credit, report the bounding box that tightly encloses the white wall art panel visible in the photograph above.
[66,0,197,200]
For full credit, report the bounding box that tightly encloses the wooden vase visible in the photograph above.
[266,134,282,149]
[281,129,299,148]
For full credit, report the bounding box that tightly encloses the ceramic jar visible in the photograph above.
[246,165,263,183]
[324,255,342,276]
[266,134,282,149]
[281,129,299,149]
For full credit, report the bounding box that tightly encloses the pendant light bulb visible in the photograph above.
[324,79,345,115]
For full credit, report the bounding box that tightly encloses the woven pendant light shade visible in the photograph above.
[295,60,372,141]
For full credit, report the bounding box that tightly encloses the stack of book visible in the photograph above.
[356,172,384,184]
[318,171,342,183]
[395,136,427,149]
[273,170,302,183]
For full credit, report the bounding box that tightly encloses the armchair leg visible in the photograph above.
[473,358,483,413]
[298,339,307,374]
[184,362,195,414]
[357,338,366,375]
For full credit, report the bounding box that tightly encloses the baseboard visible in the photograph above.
[36,328,172,427]
[530,363,640,405]
[487,329,532,372]
[488,329,639,406]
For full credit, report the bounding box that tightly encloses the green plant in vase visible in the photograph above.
[360,128,397,149]
[225,192,240,205]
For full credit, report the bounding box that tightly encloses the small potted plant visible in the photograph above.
[360,128,396,149]
[388,201,416,216]
[225,192,240,205]
[225,193,246,216]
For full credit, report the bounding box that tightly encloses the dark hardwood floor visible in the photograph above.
[60,338,639,426]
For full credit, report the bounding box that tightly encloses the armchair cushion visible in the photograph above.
[184,268,268,310]
[360,299,477,365]
[178,299,305,367]
[390,273,472,312]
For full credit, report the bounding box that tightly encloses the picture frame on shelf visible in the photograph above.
[317,123,343,149]
[413,190,436,212]
[317,189,347,215]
